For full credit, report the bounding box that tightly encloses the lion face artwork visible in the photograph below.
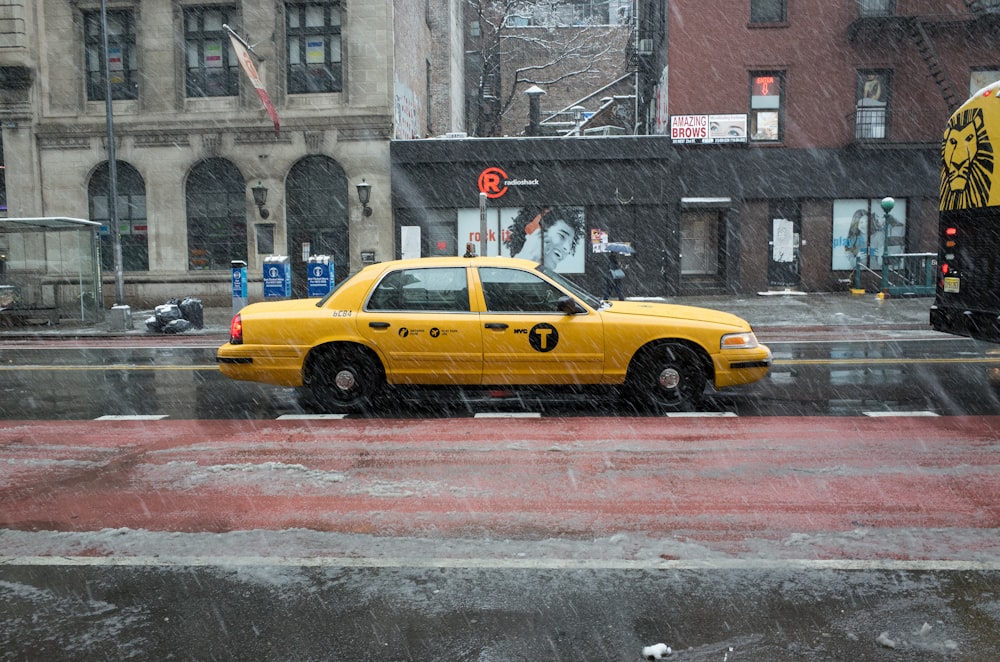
[941,108,994,211]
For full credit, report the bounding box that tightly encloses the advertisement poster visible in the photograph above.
[457,206,586,273]
[832,198,907,270]
[671,114,748,144]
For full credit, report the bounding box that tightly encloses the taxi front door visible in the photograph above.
[476,267,604,385]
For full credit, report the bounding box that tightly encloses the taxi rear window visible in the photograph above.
[367,267,470,312]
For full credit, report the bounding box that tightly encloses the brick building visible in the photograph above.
[393,1,999,297]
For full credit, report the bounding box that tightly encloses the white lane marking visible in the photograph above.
[95,415,169,420]
[474,412,542,418]
[665,412,738,417]
[277,414,347,420]
[3,556,999,571]
[863,411,939,417]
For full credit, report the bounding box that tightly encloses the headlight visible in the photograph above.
[720,331,758,350]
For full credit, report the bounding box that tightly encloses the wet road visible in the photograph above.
[2,329,999,419]
[2,330,1000,659]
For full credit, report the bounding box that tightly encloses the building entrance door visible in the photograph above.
[286,157,349,298]
[768,216,801,289]
[680,210,718,275]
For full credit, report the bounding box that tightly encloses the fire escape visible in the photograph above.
[847,0,998,141]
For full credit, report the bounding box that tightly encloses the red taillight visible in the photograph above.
[229,314,243,344]
[941,263,949,275]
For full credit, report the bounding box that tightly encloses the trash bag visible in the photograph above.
[162,318,193,334]
[154,303,182,326]
[179,297,204,329]
[144,315,162,333]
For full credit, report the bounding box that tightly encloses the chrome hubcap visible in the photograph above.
[334,369,357,391]
[658,367,681,389]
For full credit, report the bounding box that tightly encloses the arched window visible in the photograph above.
[89,161,148,272]
[186,158,247,270]
[287,156,348,295]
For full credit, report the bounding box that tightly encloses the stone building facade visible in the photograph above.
[0,0,464,308]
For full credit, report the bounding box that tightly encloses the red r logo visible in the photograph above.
[478,167,508,198]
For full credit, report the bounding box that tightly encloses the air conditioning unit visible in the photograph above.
[637,38,653,56]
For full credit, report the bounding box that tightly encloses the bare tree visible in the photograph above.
[466,0,631,136]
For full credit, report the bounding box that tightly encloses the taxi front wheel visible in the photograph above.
[306,345,384,413]
[628,343,707,411]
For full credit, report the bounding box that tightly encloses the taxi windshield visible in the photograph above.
[536,264,602,310]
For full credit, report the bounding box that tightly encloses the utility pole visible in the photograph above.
[100,0,125,306]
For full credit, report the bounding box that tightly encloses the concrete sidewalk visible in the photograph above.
[0,291,935,340]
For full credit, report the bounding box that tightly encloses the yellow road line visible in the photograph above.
[775,357,1000,366]
[0,365,219,371]
[2,357,999,372]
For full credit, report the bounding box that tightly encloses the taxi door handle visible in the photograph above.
[484,323,508,330]
[368,322,390,329]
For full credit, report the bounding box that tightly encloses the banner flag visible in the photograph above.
[225,25,279,134]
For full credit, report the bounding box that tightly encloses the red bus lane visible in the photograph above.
[2,416,999,560]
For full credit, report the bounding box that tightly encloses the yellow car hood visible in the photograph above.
[601,300,752,330]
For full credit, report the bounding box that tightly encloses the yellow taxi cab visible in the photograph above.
[217,256,771,412]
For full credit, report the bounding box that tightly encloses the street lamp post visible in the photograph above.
[100,0,125,308]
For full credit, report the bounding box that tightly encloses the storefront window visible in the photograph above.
[832,198,907,270]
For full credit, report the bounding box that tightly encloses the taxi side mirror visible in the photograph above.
[557,296,586,315]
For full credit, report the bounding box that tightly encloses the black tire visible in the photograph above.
[306,346,384,413]
[627,343,707,412]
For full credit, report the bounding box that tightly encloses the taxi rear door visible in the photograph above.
[475,266,604,385]
[357,266,482,385]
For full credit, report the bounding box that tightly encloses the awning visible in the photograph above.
[0,217,101,233]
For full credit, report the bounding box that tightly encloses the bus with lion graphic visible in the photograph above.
[930,80,1000,342]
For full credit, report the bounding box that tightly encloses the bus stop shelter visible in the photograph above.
[0,217,103,326]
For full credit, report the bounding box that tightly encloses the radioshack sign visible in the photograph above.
[670,114,747,144]
[478,166,539,199]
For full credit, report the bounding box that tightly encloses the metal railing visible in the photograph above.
[855,252,936,295]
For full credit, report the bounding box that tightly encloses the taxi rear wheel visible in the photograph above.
[628,343,707,411]
[306,345,384,413]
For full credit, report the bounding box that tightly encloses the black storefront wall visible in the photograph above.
[390,136,939,296]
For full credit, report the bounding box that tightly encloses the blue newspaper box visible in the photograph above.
[231,260,248,315]
[262,255,291,298]
[307,255,333,297]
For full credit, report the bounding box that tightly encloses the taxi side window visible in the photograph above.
[368,267,469,312]
[479,267,564,313]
